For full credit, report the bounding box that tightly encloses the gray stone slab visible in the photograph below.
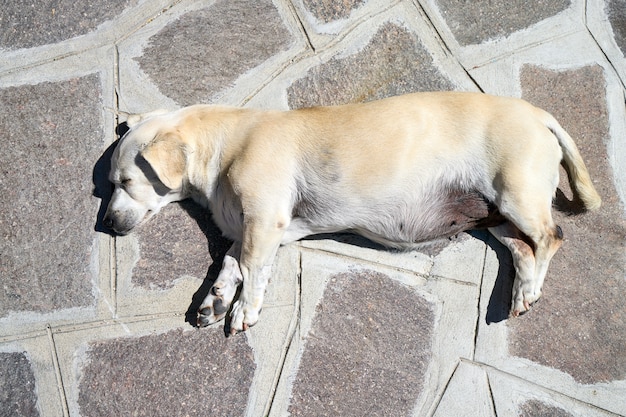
[136,0,294,106]
[508,65,626,385]
[131,200,231,290]
[77,327,255,417]
[288,269,434,416]
[287,22,456,108]
[301,0,366,23]
[0,352,39,417]
[433,0,571,45]
[0,75,103,317]
[607,0,626,56]
[0,0,137,50]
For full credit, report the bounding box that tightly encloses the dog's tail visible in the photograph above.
[545,116,602,211]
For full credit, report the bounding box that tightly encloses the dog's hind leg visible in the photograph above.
[489,222,537,316]
[197,242,243,327]
[494,186,563,316]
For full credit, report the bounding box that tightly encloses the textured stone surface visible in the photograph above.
[138,0,293,106]
[132,200,231,290]
[0,0,136,50]
[1,0,626,415]
[302,0,366,23]
[518,400,574,417]
[608,0,626,55]
[0,352,39,417]
[434,0,571,45]
[288,23,455,108]
[509,65,626,384]
[78,328,255,417]
[288,270,434,416]
[0,75,102,316]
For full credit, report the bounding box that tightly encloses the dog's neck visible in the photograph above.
[180,106,262,206]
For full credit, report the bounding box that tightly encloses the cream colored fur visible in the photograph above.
[103,92,601,333]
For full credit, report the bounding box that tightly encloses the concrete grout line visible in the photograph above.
[297,245,434,279]
[472,241,489,361]
[484,365,499,416]
[44,313,184,336]
[241,0,403,107]
[470,28,583,71]
[424,359,461,417]
[110,236,118,318]
[0,329,48,344]
[109,0,185,47]
[284,0,316,53]
[262,249,303,417]
[46,325,70,417]
[462,358,625,416]
[582,1,626,90]
[110,43,120,319]
[297,244,482,289]
[411,0,484,93]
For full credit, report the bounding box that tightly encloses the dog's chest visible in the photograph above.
[206,181,243,241]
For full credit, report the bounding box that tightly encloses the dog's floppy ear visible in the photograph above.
[126,109,169,129]
[140,133,186,190]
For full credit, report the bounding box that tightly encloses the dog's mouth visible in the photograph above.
[108,209,154,236]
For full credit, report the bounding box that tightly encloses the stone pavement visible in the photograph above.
[1,0,625,416]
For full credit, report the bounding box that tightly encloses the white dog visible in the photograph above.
[103,92,601,334]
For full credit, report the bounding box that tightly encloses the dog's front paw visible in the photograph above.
[229,299,261,335]
[510,280,542,317]
[197,282,236,327]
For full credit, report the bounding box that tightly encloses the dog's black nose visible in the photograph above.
[102,216,114,229]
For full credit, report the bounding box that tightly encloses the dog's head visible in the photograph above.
[103,111,188,235]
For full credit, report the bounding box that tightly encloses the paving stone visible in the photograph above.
[434,0,571,45]
[0,352,39,417]
[131,200,231,290]
[288,270,434,416]
[508,65,626,384]
[518,399,574,417]
[77,328,254,417]
[288,22,455,108]
[301,0,365,23]
[0,0,137,50]
[607,0,626,55]
[0,75,103,316]
[137,0,293,106]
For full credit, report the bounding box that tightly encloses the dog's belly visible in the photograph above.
[359,190,504,248]
[296,189,504,249]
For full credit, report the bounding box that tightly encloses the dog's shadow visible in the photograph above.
[470,230,515,324]
[177,200,233,332]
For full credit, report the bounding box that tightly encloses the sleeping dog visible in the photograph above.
[103,92,601,334]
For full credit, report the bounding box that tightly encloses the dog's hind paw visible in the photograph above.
[510,287,541,317]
